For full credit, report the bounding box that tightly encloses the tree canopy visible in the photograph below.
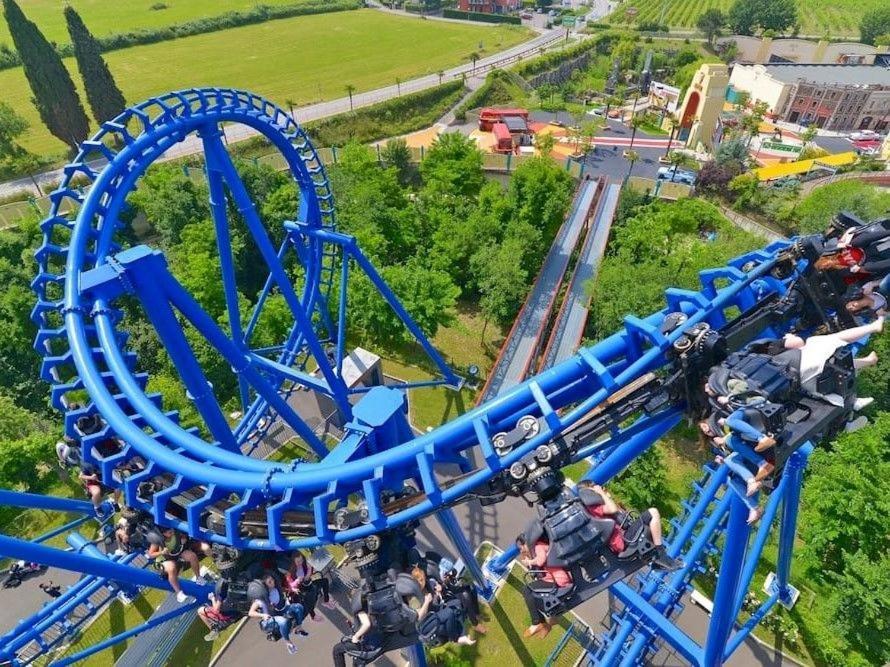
[727,0,797,35]
[65,6,127,124]
[2,0,89,149]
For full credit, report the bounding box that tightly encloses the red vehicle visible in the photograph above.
[479,107,529,131]
[492,122,513,153]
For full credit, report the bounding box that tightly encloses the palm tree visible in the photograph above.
[396,76,402,96]
[624,149,640,184]
[664,114,680,159]
[666,151,696,182]
[582,118,604,154]
[437,70,444,86]
[800,125,817,147]
[285,97,296,119]
[468,51,480,75]
[628,115,644,150]
[345,84,356,112]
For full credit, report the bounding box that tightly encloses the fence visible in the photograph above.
[0,144,589,228]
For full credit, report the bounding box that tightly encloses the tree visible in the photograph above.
[799,125,817,146]
[666,151,696,182]
[127,164,209,246]
[380,137,412,184]
[468,51,480,74]
[437,70,444,85]
[420,132,485,199]
[663,114,680,159]
[610,446,669,512]
[728,0,796,35]
[535,131,556,156]
[64,6,126,124]
[624,149,639,183]
[0,101,40,181]
[475,236,530,328]
[628,115,644,149]
[506,157,574,243]
[860,7,890,45]
[827,550,890,663]
[345,84,356,112]
[3,0,89,149]
[697,8,726,46]
[715,136,748,167]
[696,159,740,192]
[285,97,297,118]
[794,180,890,234]
[798,413,890,578]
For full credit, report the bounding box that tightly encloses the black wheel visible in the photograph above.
[4,577,21,588]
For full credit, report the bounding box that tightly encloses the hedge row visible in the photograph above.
[514,31,623,78]
[442,9,521,25]
[0,0,362,71]
[453,69,524,122]
[304,79,465,146]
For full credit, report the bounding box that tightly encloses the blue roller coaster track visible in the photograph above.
[0,88,877,667]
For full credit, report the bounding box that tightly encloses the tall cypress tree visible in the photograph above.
[64,7,126,124]
[2,0,89,149]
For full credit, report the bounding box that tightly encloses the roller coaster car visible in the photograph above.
[706,343,856,469]
[525,516,656,618]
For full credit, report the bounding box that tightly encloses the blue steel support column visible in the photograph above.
[702,493,751,667]
[486,544,519,578]
[0,489,95,515]
[0,534,209,597]
[775,442,812,605]
[584,409,682,484]
[200,122,250,412]
[436,507,492,596]
[200,132,353,419]
[404,642,428,667]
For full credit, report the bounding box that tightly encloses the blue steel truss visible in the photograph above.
[0,88,863,666]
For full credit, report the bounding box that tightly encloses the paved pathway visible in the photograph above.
[477,178,598,404]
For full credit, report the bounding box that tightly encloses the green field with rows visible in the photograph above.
[607,0,879,37]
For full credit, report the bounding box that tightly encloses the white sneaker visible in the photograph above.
[845,415,869,432]
[176,591,189,603]
[193,576,207,586]
[853,397,874,411]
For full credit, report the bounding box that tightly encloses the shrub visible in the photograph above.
[149,2,168,10]
[305,80,465,146]
[441,9,521,24]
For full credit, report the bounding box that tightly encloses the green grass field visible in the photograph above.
[0,0,307,48]
[607,0,877,37]
[1,9,531,157]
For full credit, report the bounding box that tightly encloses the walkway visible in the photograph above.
[0,29,562,199]
[477,178,600,404]
[540,181,619,370]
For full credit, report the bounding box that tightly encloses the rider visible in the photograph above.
[247,572,307,655]
[283,550,335,622]
[515,534,572,639]
[331,585,433,667]
[575,481,682,571]
[145,526,208,603]
[197,580,239,641]
[441,567,486,636]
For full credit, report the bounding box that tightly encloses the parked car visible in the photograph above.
[520,12,533,19]
[586,107,606,117]
[850,130,879,141]
[657,166,697,186]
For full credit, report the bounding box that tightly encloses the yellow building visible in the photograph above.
[672,64,729,152]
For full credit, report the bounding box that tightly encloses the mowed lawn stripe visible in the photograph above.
[1,9,531,156]
[0,0,306,48]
